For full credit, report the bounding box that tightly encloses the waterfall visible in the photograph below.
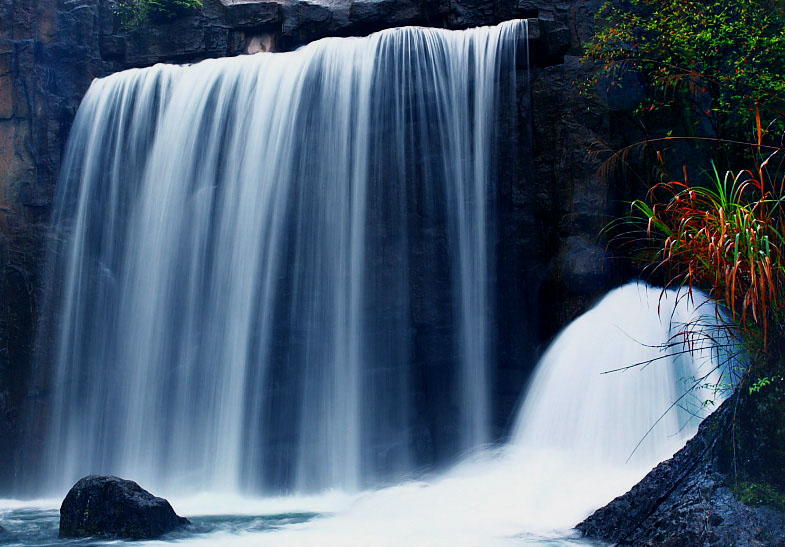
[155,283,738,546]
[254,283,734,545]
[29,20,528,496]
[511,283,736,467]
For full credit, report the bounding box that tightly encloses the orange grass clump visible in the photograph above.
[633,155,785,347]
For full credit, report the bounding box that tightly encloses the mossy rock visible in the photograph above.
[115,0,203,29]
[716,369,785,493]
[731,481,785,511]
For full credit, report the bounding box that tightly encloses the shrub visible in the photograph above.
[629,149,785,353]
[582,2,785,423]
[584,0,785,141]
[587,0,785,502]
[114,0,203,29]
[586,0,785,360]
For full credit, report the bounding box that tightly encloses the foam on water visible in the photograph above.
[2,283,731,546]
[190,284,728,546]
[137,285,735,545]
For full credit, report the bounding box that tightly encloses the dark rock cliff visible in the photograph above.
[0,0,615,491]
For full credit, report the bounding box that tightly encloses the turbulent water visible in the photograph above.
[5,283,735,545]
[512,284,734,467]
[25,20,529,497]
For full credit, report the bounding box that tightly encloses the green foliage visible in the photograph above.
[730,480,785,510]
[584,0,785,140]
[114,0,203,30]
[749,375,784,394]
[588,1,785,490]
[588,1,785,402]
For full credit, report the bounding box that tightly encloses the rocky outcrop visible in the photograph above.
[1,0,618,491]
[59,475,189,539]
[529,53,616,336]
[578,397,785,546]
[0,0,108,493]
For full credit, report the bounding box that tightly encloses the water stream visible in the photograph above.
[4,20,737,546]
[4,283,734,545]
[27,20,527,497]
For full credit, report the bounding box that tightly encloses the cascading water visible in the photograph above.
[512,283,735,468]
[150,283,737,546]
[6,17,741,546]
[26,20,528,497]
[7,276,737,543]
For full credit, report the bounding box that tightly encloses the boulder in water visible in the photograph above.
[59,475,189,539]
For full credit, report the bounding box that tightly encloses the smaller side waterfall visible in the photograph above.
[512,282,736,468]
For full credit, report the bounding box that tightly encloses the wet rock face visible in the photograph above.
[578,399,785,546]
[0,0,108,493]
[529,54,619,336]
[110,0,567,63]
[582,468,785,546]
[59,476,189,539]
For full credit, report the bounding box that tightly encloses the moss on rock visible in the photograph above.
[730,481,785,511]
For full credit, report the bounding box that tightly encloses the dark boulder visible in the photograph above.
[59,475,189,539]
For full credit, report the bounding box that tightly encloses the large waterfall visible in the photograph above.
[1,17,746,546]
[28,21,528,497]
